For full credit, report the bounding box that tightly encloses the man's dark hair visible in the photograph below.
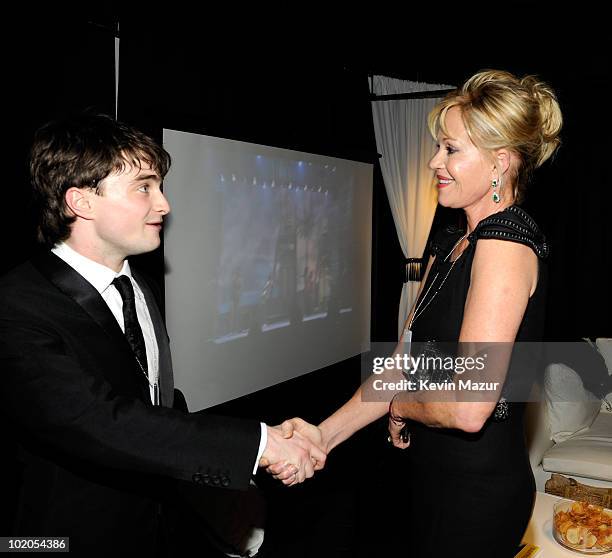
[30,112,171,247]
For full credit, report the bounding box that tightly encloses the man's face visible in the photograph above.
[89,162,170,261]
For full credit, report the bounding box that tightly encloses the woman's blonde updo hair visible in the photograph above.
[428,69,563,203]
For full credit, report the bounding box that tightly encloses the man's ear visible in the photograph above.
[65,187,95,220]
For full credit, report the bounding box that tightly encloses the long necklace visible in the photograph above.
[407,232,468,330]
[134,354,160,406]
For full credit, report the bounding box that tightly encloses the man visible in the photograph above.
[0,113,324,556]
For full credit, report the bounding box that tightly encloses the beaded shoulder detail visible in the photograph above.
[467,205,549,259]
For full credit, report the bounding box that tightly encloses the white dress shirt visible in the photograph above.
[51,243,266,473]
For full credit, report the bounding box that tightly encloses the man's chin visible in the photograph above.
[128,240,161,257]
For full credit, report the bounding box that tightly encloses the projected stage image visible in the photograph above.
[163,129,372,409]
[216,157,354,343]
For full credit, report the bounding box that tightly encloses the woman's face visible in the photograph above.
[429,106,495,209]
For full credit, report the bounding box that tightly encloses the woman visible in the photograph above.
[270,69,562,557]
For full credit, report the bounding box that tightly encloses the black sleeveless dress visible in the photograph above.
[401,206,548,558]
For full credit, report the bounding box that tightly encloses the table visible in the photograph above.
[522,491,610,557]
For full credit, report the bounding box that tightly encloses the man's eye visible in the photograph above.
[138,184,149,193]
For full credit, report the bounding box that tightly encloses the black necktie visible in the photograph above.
[112,275,148,376]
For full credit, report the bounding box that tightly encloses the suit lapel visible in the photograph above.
[32,251,130,346]
[31,251,151,399]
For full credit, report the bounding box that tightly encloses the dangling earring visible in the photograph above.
[491,179,501,203]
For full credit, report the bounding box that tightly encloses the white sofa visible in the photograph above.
[526,339,612,491]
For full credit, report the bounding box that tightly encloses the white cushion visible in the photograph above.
[544,362,601,443]
[543,413,612,481]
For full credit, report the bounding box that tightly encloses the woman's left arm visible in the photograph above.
[390,239,538,440]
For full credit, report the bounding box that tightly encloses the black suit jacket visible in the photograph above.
[0,251,261,556]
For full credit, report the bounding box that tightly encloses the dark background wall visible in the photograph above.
[5,14,611,554]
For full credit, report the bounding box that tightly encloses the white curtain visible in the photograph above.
[371,75,453,338]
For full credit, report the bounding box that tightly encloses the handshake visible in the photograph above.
[259,418,326,486]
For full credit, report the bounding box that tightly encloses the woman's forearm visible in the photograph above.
[317,256,436,451]
[318,388,388,452]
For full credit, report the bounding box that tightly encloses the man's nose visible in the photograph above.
[155,191,171,215]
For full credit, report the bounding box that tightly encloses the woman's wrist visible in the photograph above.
[318,419,350,453]
[317,421,335,453]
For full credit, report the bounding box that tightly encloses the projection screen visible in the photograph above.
[163,129,373,409]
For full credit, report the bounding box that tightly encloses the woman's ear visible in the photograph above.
[64,187,95,220]
[495,148,513,176]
